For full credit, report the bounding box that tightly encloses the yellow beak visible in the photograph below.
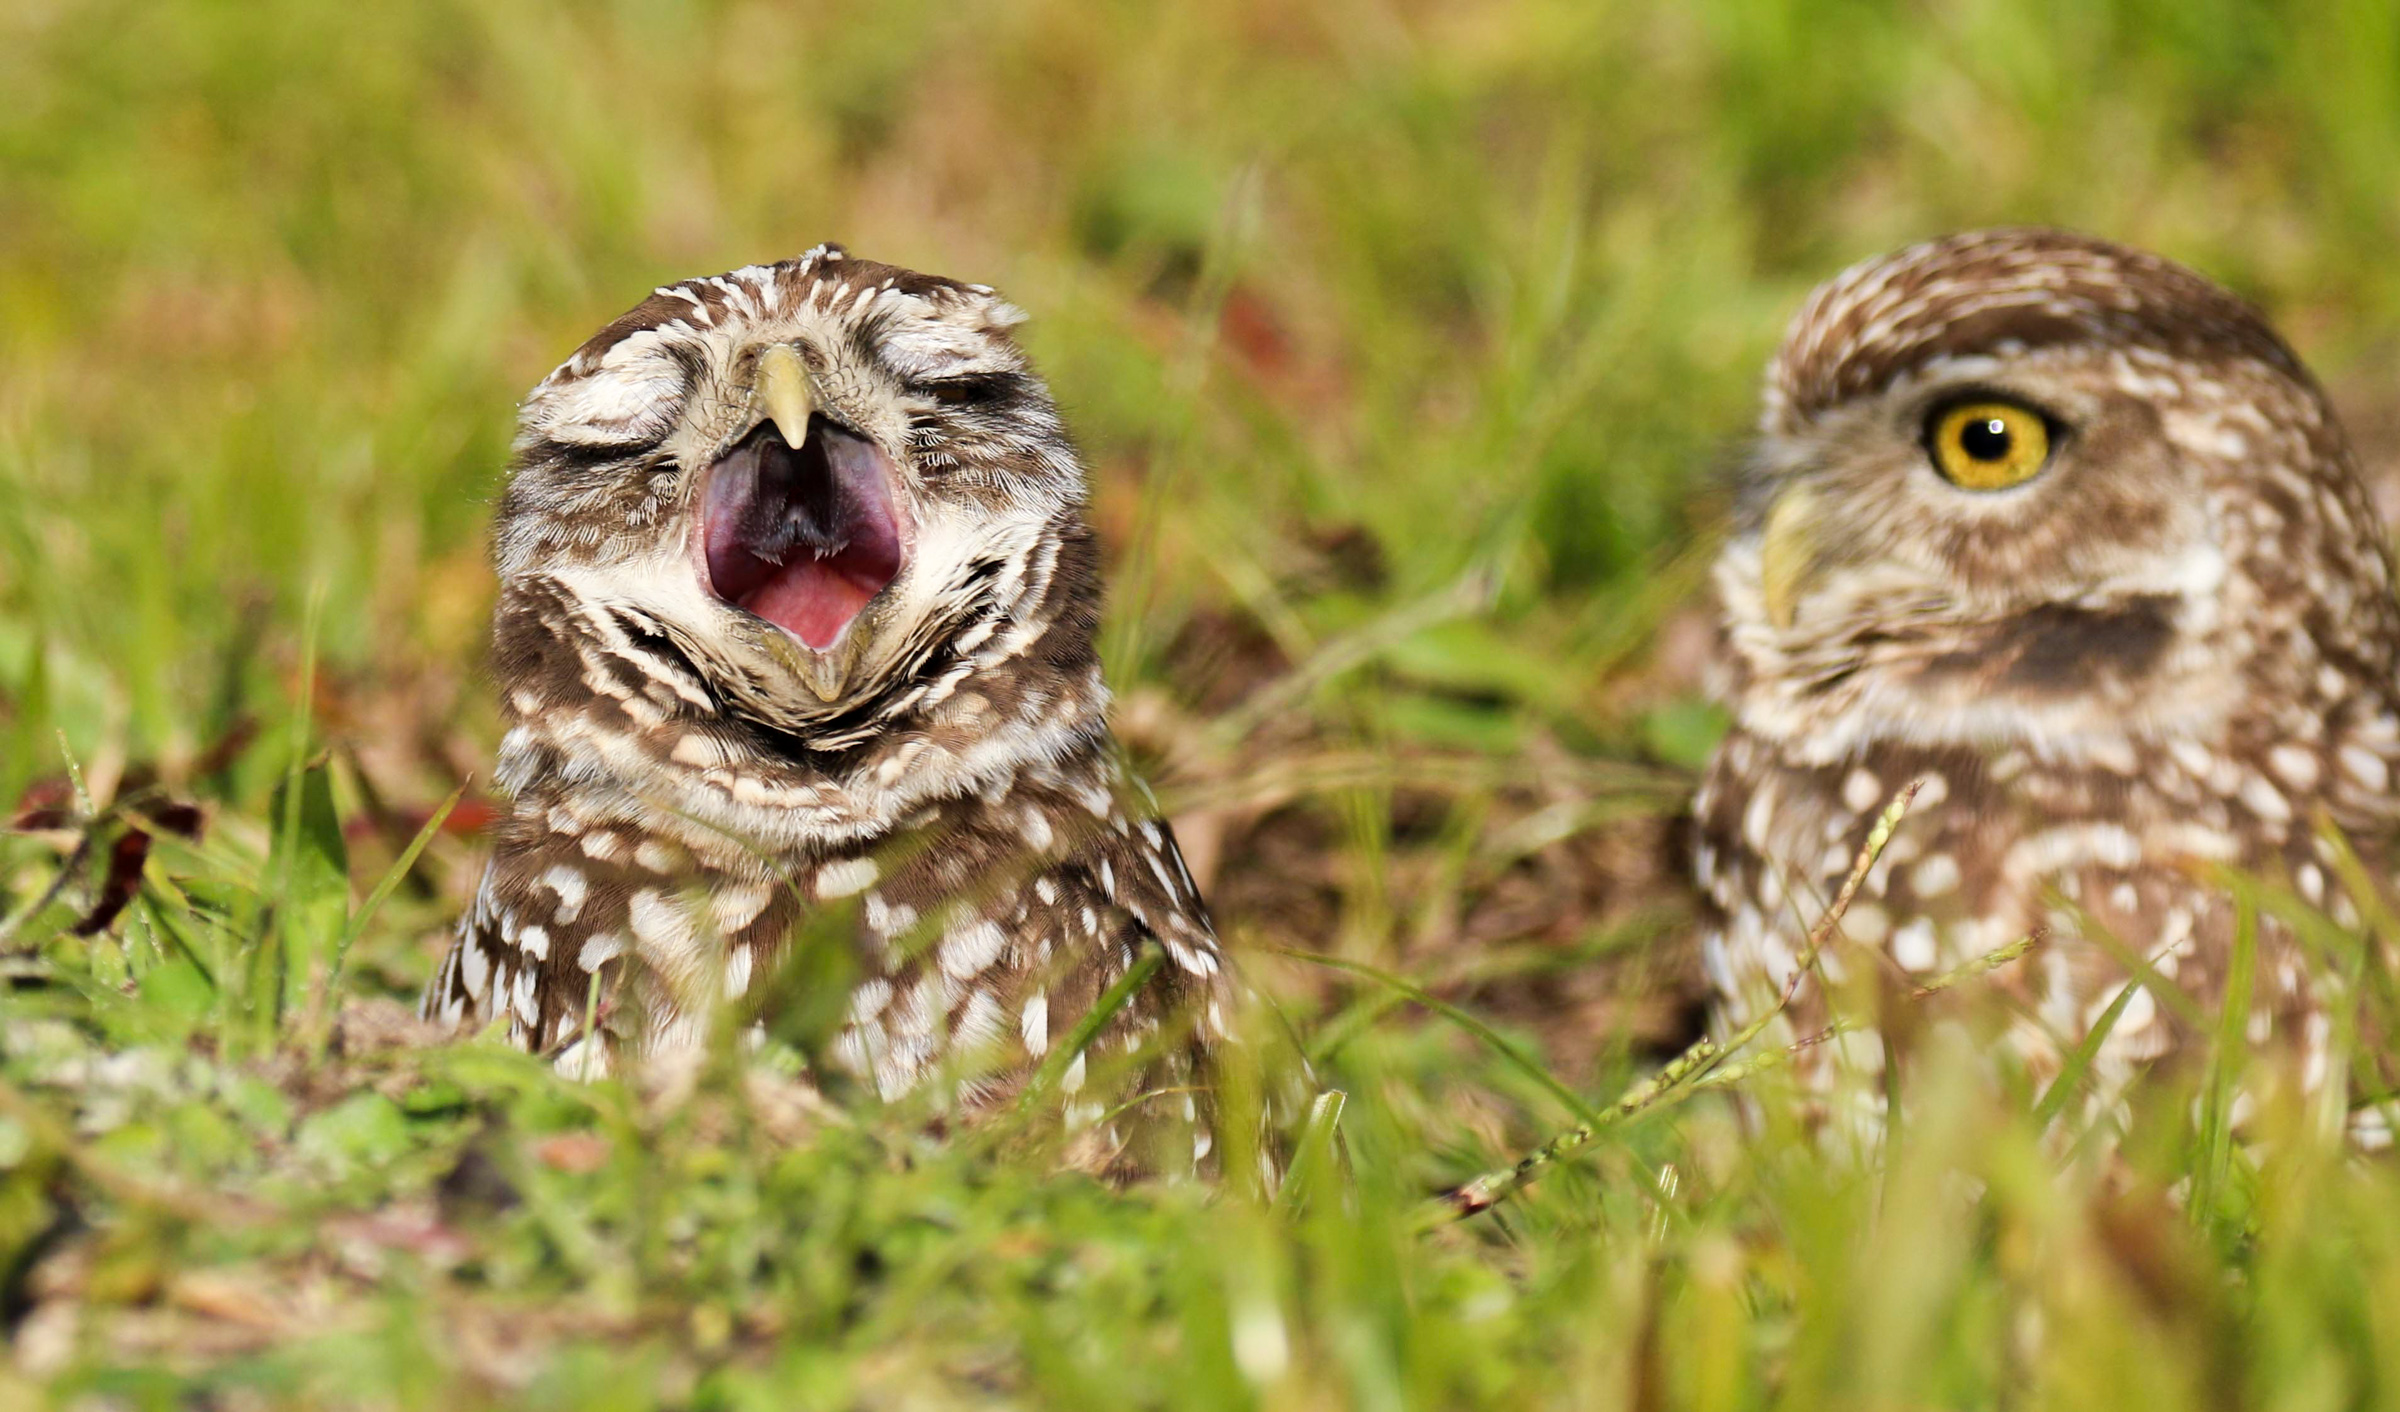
[766,631,861,704]
[1757,483,1824,630]
[754,344,815,448]
[751,344,859,702]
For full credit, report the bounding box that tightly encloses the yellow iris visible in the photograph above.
[1928,400,2051,491]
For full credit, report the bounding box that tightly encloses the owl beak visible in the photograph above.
[770,630,864,703]
[701,350,909,701]
[1758,483,1825,630]
[754,344,815,450]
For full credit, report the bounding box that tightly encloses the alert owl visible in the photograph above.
[1695,229,2400,1119]
[424,247,1229,1167]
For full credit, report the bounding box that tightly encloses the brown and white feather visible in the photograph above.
[1698,229,2400,1125]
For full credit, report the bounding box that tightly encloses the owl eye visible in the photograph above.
[920,374,1013,408]
[1926,399,2053,491]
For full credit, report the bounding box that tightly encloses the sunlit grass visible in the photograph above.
[6,0,2400,1404]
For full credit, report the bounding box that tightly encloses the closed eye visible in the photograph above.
[917,374,1017,408]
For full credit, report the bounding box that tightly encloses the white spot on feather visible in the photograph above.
[2340,744,2389,792]
[817,857,880,898]
[2268,745,2320,791]
[848,978,893,1023]
[1910,854,1960,899]
[711,881,772,934]
[1890,918,1938,972]
[542,865,588,923]
[2240,773,2292,824]
[628,889,696,955]
[579,931,625,972]
[1019,993,1049,1056]
[956,990,1008,1051]
[941,919,1007,980]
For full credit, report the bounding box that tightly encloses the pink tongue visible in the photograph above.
[700,418,905,653]
[743,559,884,651]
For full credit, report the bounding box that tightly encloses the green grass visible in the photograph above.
[7,0,2400,1405]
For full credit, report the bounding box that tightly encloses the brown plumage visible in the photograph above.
[425,247,1229,1171]
[1696,229,2400,1131]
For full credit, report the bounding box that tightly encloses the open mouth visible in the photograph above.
[700,416,906,652]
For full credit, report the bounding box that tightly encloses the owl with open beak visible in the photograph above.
[424,247,1230,1170]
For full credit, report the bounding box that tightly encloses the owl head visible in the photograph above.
[493,246,1091,734]
[1717,228,2394,762]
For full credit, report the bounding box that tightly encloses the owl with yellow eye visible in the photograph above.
[1696,229,2400,1126]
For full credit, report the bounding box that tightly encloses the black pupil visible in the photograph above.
[1959,415,2013,461]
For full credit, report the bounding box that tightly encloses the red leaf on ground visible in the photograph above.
[10,777,75,832]
[533,1132,611,1173]
[72,827,152,936]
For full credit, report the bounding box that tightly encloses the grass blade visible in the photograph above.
[2032,972,2142,1129]
[1018,943,1166,1115]
[312,782,466,1046]
[2193,890,2258,1228]
[1434,782,1926,1222]
[1279,949,1601,1128]
[1271,1089,1349,1218]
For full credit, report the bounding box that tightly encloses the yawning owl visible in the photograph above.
[424,247,1230,1169]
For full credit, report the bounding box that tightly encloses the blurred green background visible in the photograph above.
[9,0,2400,781]
[6,1,2400,1405]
